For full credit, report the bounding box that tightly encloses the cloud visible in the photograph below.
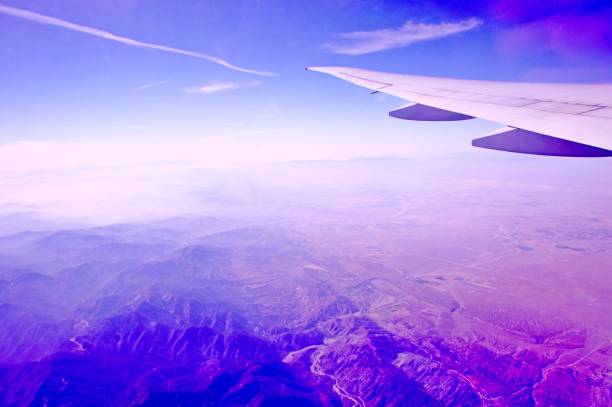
[324,18,481,55]
[185,81,261,94]
[135,80,168,90]
[0,3,275,77]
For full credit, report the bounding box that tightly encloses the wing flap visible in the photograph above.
[390,103,473,121]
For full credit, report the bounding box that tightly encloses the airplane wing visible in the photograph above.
[307,66,612,157]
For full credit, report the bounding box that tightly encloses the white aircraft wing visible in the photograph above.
[307,66,612,157]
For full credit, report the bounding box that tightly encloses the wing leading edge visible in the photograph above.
[307,66,612,157]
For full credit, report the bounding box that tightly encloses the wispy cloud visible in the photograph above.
[185,81,262,94]
[135,80,168,91]
[0,3,275,77]
[324,18,481,55]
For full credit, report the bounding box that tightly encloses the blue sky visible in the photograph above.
[1,0,611,157]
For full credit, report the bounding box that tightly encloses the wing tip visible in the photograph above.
[305,66,326,73]
[305,66,348,74]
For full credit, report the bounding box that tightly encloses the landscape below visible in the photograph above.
[0,157,610,406]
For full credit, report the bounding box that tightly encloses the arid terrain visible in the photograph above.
[0,156,610,406]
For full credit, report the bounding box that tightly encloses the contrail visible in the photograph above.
[0,4,276,77]
[135,80,168,90]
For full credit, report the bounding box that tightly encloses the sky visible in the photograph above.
[1,0,610,148]
[0,0,611,220]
